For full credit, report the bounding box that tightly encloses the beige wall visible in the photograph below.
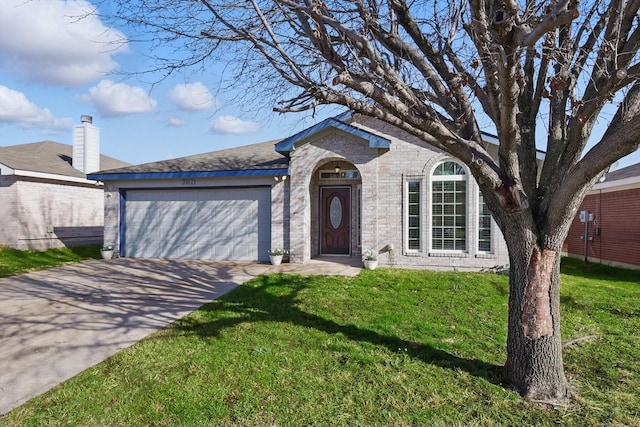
[0,177,103,250]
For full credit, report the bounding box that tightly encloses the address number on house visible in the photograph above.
[182,178,197,185]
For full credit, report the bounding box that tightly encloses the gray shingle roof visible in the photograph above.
[95,139,287,175]
[0,141,129,178]
[604,162,640,182]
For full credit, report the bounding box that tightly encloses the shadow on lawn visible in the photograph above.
[176,273,505,386]
[560,257,640,284]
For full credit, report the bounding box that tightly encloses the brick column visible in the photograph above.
[289,153,312,263]
[270,178,289,252]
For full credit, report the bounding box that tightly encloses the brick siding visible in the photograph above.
[288,117,510,271]
[99,117,511,271]
[564,187,640,269]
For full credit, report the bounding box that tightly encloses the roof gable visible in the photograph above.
[274,117,391,155]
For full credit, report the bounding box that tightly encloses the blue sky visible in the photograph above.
[0,0,638,170]
[0,0,338,166]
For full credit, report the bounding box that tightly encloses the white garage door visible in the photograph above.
[124,187,271,261]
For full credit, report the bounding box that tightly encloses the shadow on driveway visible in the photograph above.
[0,258,268,415]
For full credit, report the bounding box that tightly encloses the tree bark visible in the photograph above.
[503,216,570,403]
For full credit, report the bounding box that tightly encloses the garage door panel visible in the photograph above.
[124,187,270,261]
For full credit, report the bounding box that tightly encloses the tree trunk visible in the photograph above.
[503,218,570,404]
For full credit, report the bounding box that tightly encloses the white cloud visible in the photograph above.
[169,82,216,111]
[82,80,157,117]
[0,85,73,131]
[167,117,185,127]
[0,0,127,86]
[210,115,260,134]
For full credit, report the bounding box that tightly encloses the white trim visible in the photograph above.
[0,162,15,175]
[404,178,422,253]
[591,176,640,193]
[356,184,362,248]
[476,190,494,254]
[11,169,101,185]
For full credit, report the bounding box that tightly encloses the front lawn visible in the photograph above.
[2,258,639,426]
[0,245,101,278]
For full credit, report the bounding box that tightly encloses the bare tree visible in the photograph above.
[103,0,640,404]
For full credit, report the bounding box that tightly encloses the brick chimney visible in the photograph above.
[73,115,100,174]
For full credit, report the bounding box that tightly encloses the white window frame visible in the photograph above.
[356,184,362,248]
[477,191,493,253]
[429,161,469,254]
[404,179,422,253]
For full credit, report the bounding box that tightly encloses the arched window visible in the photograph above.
[431,161,467,251]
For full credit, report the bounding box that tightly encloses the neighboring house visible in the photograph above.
[0,117,129,250]
[563,162,640,269]
[90,113,538,270]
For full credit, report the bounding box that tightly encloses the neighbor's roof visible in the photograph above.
[592,161,640,191]
[0,141,129,179]
[603,162,640,182]
[89,139,288,180]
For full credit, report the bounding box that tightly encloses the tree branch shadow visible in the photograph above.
[174,273,505,386]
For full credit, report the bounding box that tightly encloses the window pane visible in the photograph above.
[407,181,421,251]
[434,161,466,176]
[478,192,492,252]
[432,162,466,251]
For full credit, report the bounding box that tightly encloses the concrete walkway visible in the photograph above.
[0,257,361,415]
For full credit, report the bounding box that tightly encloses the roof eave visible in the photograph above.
[591,175,640,191]
[8,169,101,185]
[88,168,290,181]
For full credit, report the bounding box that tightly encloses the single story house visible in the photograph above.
[563,162,640,269]
[89,113,527,270]
[0,116,129,250]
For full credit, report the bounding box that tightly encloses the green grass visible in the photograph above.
[0,245,101,278]
[2,259,640,426]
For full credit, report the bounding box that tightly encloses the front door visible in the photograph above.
[320,187,351,255]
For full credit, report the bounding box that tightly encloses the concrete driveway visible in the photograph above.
[0,258,276,415]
